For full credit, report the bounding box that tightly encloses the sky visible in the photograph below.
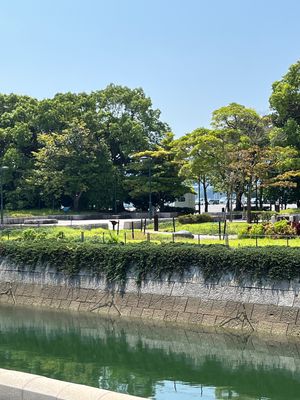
[0,0,299,136]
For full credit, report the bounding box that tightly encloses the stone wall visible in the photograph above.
[1,259,300,336]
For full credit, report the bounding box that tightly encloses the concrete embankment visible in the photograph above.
[0,259,300,336]
[0,368,143,399]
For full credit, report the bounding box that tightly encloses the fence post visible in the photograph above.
[131,221,134,239]
[144,218,146,235]
[147,232,150,242]
[81,231,84,242]
[287,236,289,247]
[225,234,229,247]
[172,217,176,232]
[218,221,221,240]
[124,232,127,244]
[140,219,143,232]
[117,220,120,235]
[172,233,175,243]
[102,232,105,243]
[255,235,258,247]
[198,234,200,245]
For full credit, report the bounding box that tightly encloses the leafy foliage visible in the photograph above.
[0,241,300,285]
[239,220,296,238]
[177,213,213,224]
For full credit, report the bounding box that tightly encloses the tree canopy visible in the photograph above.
[0,61,300,214]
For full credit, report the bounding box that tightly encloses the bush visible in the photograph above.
[0,241,299,285]
[178,213,213,224]
[21,229,48,241]
[239,220,296,238]
[162,206,195,215]
[250,211,277,223]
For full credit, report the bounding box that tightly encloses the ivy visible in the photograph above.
[0,241,300,285]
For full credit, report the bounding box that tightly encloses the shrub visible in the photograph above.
[178,213,213,224]
[22,229,47,241]
[250,211,277,223]
[162,206,195,214]
[239,220,296,238]
[0,241,299,285]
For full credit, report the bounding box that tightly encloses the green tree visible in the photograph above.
[211,103,270,221]
[125,133,190,211]
[269,60,300,206]
[32,122,114,211]
[173,128,220,213]
[0,94,39,209]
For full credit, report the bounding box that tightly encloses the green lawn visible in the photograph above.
[4,209,101,218]
[1,225,299,247]
[150,220,247,235]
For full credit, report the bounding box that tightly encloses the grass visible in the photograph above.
[4,209,102,217]
[279,208,300,214]
[149,221,247,235]
[1,225,299,247]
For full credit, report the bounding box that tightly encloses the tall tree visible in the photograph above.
[211,103,270,221]
[0,94,39,209]
[32,122,114,211]
[269,60,300,206]
[173,128,220,213]
[125,133,190,211]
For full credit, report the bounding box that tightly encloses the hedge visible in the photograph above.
[177,213,213,224]
[0,241,299,285]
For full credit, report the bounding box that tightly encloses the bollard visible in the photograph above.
[225,234,229,247]
[154,215,159,231]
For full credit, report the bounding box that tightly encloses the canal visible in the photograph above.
[0,304,299,399]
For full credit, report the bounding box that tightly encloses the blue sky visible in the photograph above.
[0,0,299,136]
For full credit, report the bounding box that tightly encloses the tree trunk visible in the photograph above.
[235,191,243,211]
[246,183,252,223]
[197,177,201,214]
[203,177,208,213]
[255,180,258,210]
[259,187,263,210]
[73,192,83,212]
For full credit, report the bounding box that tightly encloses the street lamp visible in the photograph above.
[140,156,152,220]
[0,166,8,226]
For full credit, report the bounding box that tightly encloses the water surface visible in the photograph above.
[0,304,299,399]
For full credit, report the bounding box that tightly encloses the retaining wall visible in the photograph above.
[0,368,143,399]
[1,259,300,336]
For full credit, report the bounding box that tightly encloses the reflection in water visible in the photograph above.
[0,304,299,399]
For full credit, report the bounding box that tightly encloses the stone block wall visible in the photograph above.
[1,259,300,336]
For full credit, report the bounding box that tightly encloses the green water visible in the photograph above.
[0,305,299,399]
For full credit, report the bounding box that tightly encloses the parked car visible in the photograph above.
[208,199,219,205]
